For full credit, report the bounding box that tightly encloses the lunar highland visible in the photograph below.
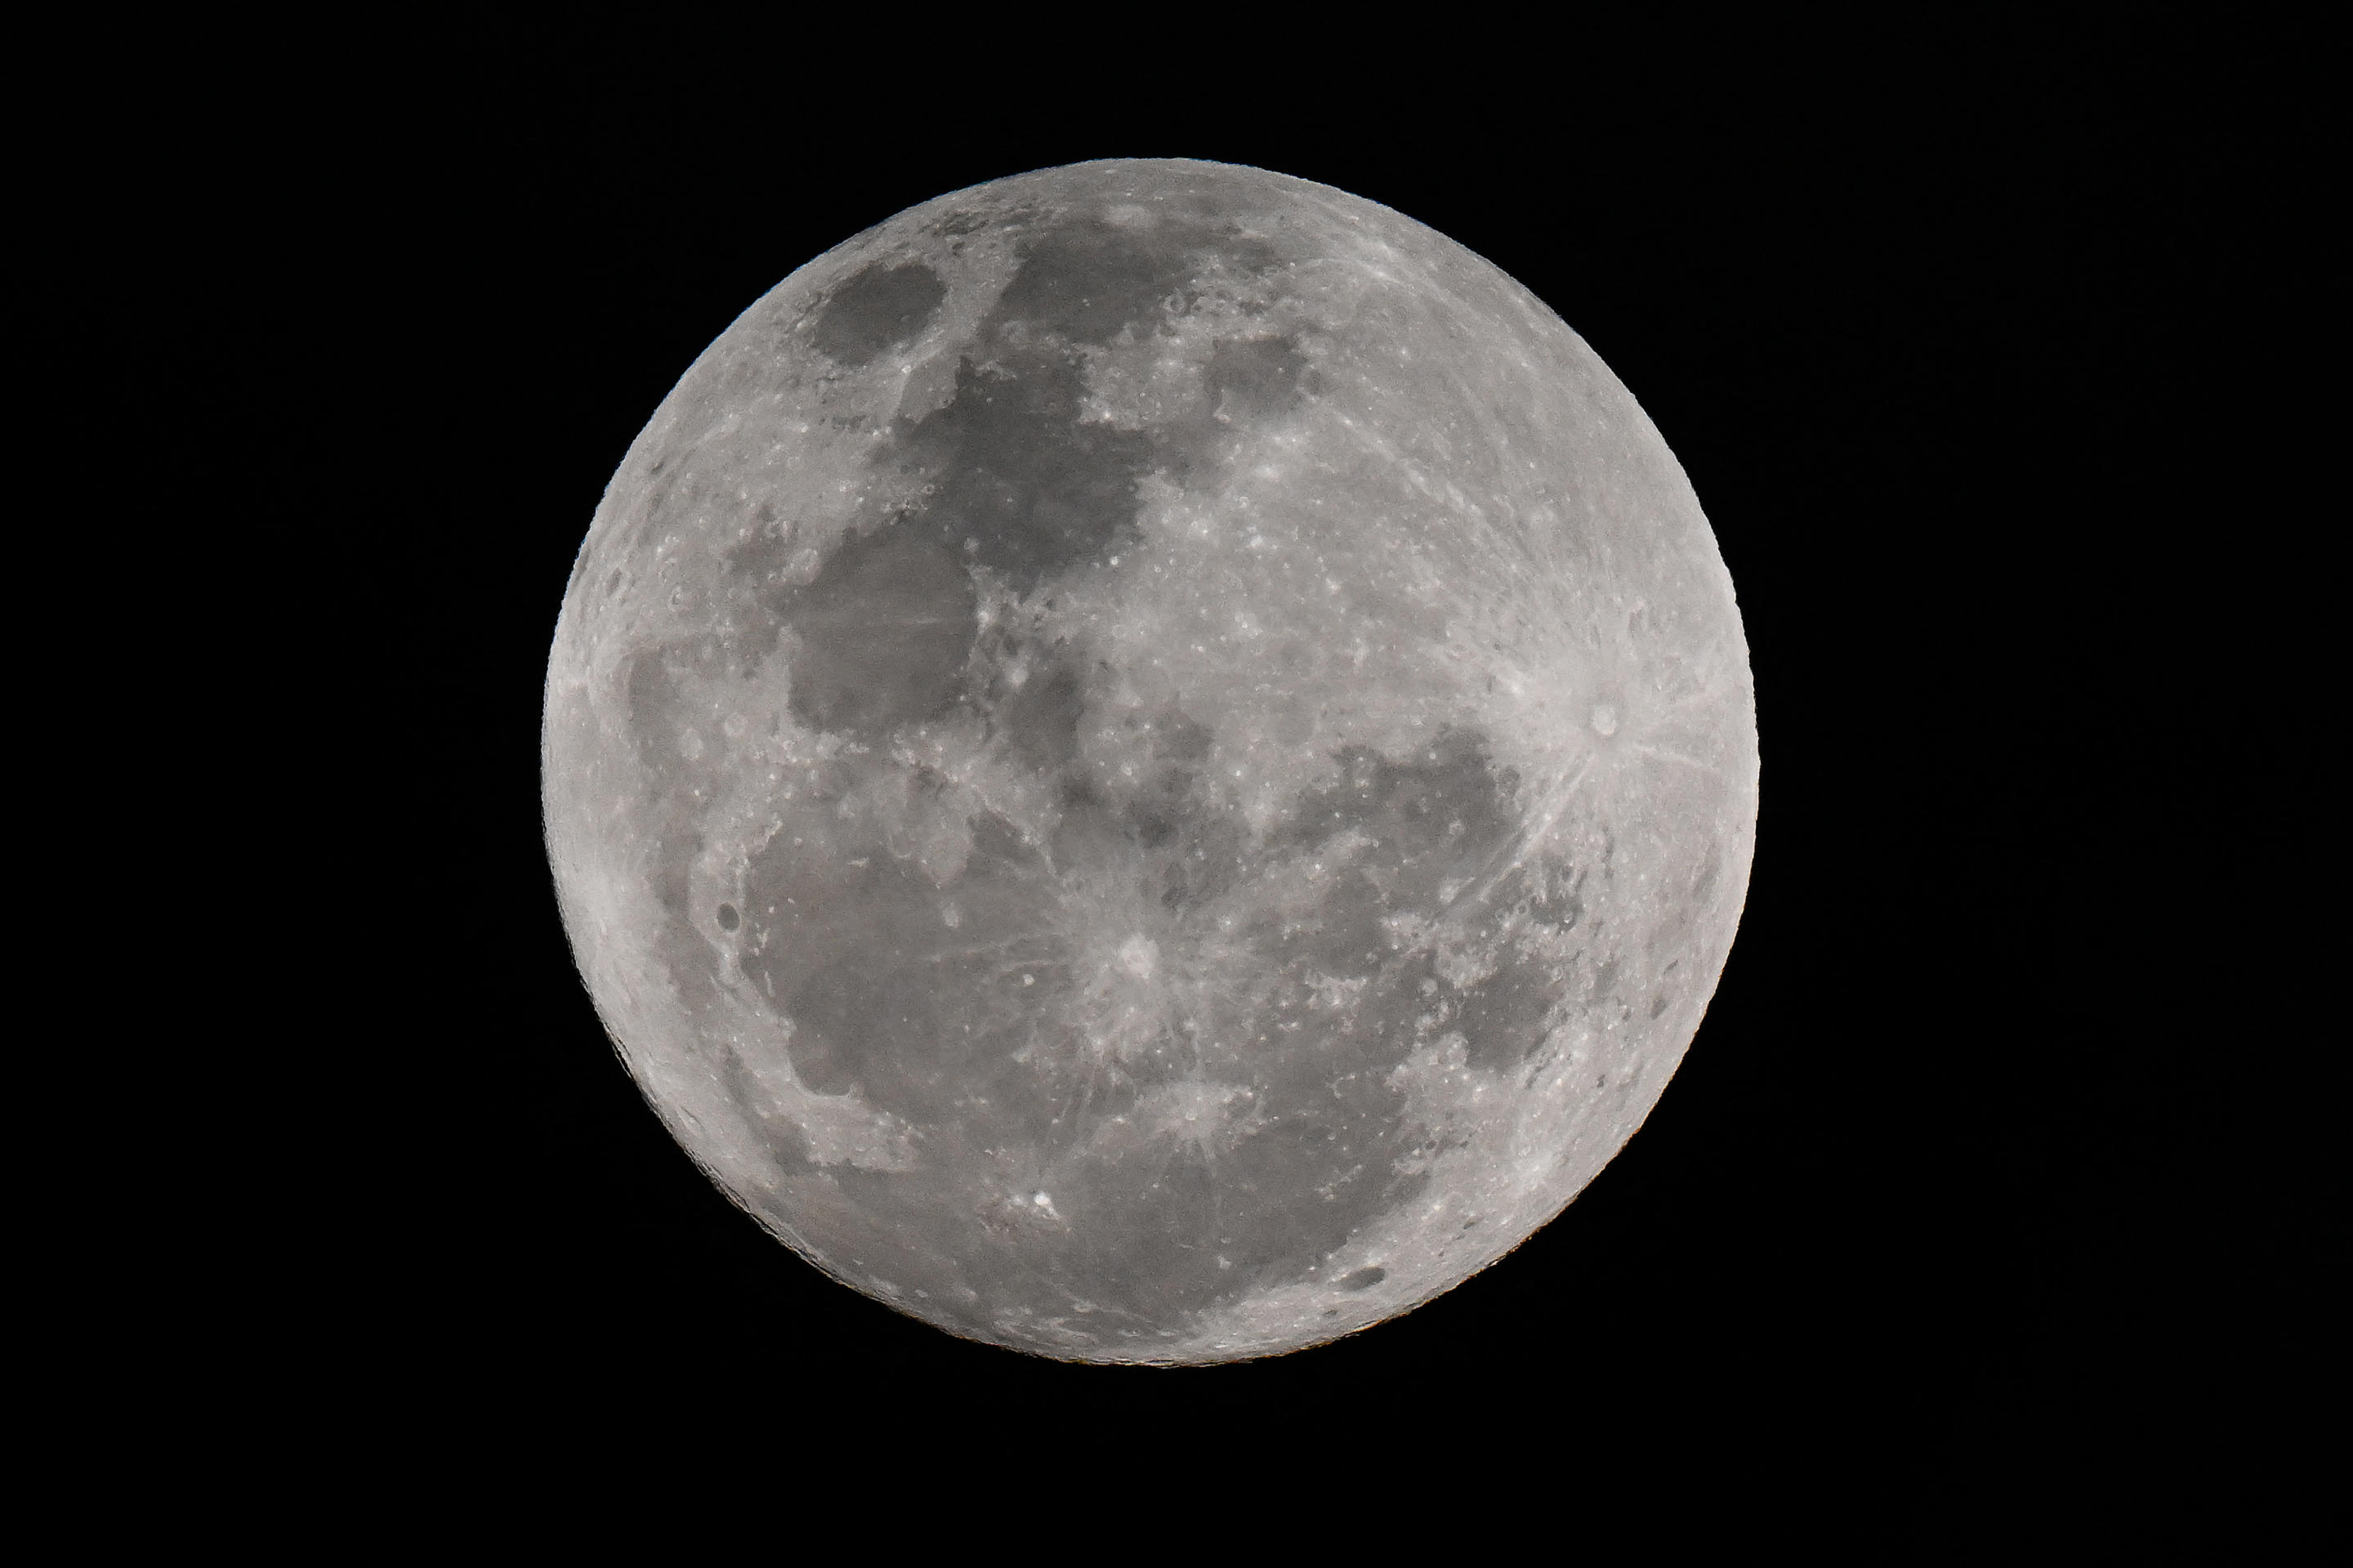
[542,159,1757,1362]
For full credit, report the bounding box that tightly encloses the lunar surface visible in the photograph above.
[542,159,1757,1362]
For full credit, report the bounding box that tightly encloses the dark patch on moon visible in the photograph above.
[776,525,976,739]
[740,799,1050,1127]
[624,649,685,780]
[795,211,1304,624]
[929,209,991,238]
[994,648,1087,771]
[992,217,1205,346]
[1340,1266,1387,1291]
[1449,949,1564,1072]
[1206,335,1310,422]
[1284,728,1521,896]
[813,261,946,367]
[752,211,1319,769]
[1105,707,1243,911]
[1145,705,1214,764]
[891,351,1157,593]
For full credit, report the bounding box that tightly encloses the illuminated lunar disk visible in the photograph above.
[542,159,1757,1362]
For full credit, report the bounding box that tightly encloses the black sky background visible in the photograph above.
[74,20,2295,1542]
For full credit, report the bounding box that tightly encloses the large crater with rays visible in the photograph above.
[542,159,1757,1362]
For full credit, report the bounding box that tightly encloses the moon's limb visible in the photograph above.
[542,159,1757,1362]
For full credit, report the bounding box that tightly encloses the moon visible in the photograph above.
[542,159,1757,1362]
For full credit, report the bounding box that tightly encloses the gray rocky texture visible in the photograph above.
[543,160,1757,1361]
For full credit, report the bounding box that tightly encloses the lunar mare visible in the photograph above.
[542,159,1757,1362]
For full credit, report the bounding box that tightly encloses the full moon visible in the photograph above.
[542,159,1757,1362]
